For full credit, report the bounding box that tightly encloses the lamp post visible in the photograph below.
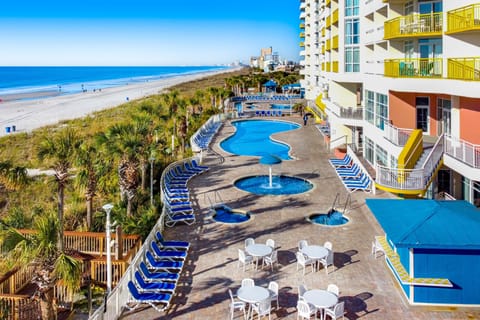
[102,203,114,295]
[149,156,155,207]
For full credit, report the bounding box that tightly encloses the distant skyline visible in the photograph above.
[0,1,300,66]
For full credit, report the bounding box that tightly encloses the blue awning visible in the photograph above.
[366,199,480,250]
[263,80,277,87]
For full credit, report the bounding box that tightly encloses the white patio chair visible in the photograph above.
[298,284,307,301]
[263,250,278,271]
[241,278,255,287]
[266,238,275,249]
[245,237,255,248]
[297,300,316,319]
[298,240,308,251]
[296,251,315,275]
[228,289,246,320]
[251,299,271,320]
[319,242,334,274]
[268,281,279,309]
[371,238,385,258]
[327,284,339,296]
[324,301,345,320]
[238,249,253,272]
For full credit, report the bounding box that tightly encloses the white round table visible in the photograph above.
[237,285,270,304]
[303,289,338,320]
[246,244,272,270]
[237,285,270,319]
[301,245,328,260]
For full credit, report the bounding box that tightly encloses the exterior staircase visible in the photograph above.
[375,131,444,196]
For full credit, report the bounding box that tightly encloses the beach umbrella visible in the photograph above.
[259,154,282,188]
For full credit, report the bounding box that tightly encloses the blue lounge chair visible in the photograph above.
[336,164,362,179]
[185,161,204,174]
[165,211,195,227]
[329,154,352,168]
[155,232,190,250]
[191,159,209,172]
[134,271,176,293]
[343,174,371,193]
[150,241,187,261]
[125,281,172,312]
[146,251,184,270]
[139,262,179,282]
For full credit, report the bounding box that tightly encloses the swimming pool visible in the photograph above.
[270,104,292,110]
[220,119,300,160]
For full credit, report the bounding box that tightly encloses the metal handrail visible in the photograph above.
[383,122,414,146]
[328,135,348,150]
[444,134,480,168]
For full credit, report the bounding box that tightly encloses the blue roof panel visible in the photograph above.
[366,199,480,250]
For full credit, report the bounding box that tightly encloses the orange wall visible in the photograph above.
[460,97,480,144]
[389,91,449,136]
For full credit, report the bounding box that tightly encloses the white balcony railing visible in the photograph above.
[444,134,480,168]
[324,99,364,120]
[375,134,444,191]
[383,122,414,146]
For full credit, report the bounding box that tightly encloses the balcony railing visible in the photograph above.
[447,3,480,34]
[384,12,443,39]
[332,61,339,73]
[332,9,339,24]
[326,38,331,51]
[376,134,444,192]
[448,57,480,81]
[300,32,305,38]
[384,58,443,78]
[332,35,339,49]
[300,23,305,29]
[326,16,331,28]
[325,99,363,120]
[383,122,414,146]
[326,62,331,72]
[300,42,305,47]
[444,134,480,168]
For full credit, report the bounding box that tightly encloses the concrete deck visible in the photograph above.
[120,116,480,320]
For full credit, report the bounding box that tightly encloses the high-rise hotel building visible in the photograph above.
[299,0,480,204]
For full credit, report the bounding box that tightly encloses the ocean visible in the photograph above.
[0,66,227,98]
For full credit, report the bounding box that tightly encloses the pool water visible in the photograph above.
[234,175,313,195]
[270,104,292,110]
[309,211,349,226]
[220,119,300,160]
[211,204,251,223]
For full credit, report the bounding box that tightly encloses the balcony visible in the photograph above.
[444,135,480,169]
[332,61,339,73]
[326,0,331,7]
[448,57,480,81]
[326,38,331,51]
[332,35,339,50]
[383,122,414,147]
[300,23,305,29]
[384,58,443,78]
[300,32,305,38]
[384,12,443,39]
[326,16,332,28]
[332,9,339,25]
[300,41,305,48]
[326,62,331,72]
[446,3,480,34]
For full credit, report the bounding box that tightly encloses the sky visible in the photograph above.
[0,0,301,66]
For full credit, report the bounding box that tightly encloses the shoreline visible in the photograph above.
[0,67,240,137]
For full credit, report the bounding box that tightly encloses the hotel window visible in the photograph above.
[390,155,397,169]
[375,144,388,166]
[375,93,388,130]
[365,90,375,124]
[437,98,451,135]
[345,0,359,17]
[404,40,414,59]
[364,137,375,165]
[404,1,414,15]
[345,19,360,72]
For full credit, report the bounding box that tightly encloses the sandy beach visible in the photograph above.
[0,68,238,137]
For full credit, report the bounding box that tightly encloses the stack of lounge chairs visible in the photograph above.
[254,110,283,117]
[162,158,209,227]
[125,233,190,313]
[191,119,222,151]
[329,154,371,193]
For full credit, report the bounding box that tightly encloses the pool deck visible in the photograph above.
[120,115,480,320]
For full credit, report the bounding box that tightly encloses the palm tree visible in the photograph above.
[74,142,111,230]
[37,128,81,251]
[0,213,81,320]
[0,160,28,191]
[96,123,144,216]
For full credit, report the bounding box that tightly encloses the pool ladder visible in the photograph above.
[330,193,351,215]
[205,190,224,209]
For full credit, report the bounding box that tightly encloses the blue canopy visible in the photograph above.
[263,80,277,88]
[259,154,282,165]
[366,199,480,250]
[282,83,301,90]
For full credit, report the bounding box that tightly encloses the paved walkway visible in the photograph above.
[120,116,480,320]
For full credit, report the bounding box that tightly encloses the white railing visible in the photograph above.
[444,134,480,169]
[383,122,414,146]
[347,145,376,195]
[375,135,444,191]
[327,101,363,120]
[329,135,348,151]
